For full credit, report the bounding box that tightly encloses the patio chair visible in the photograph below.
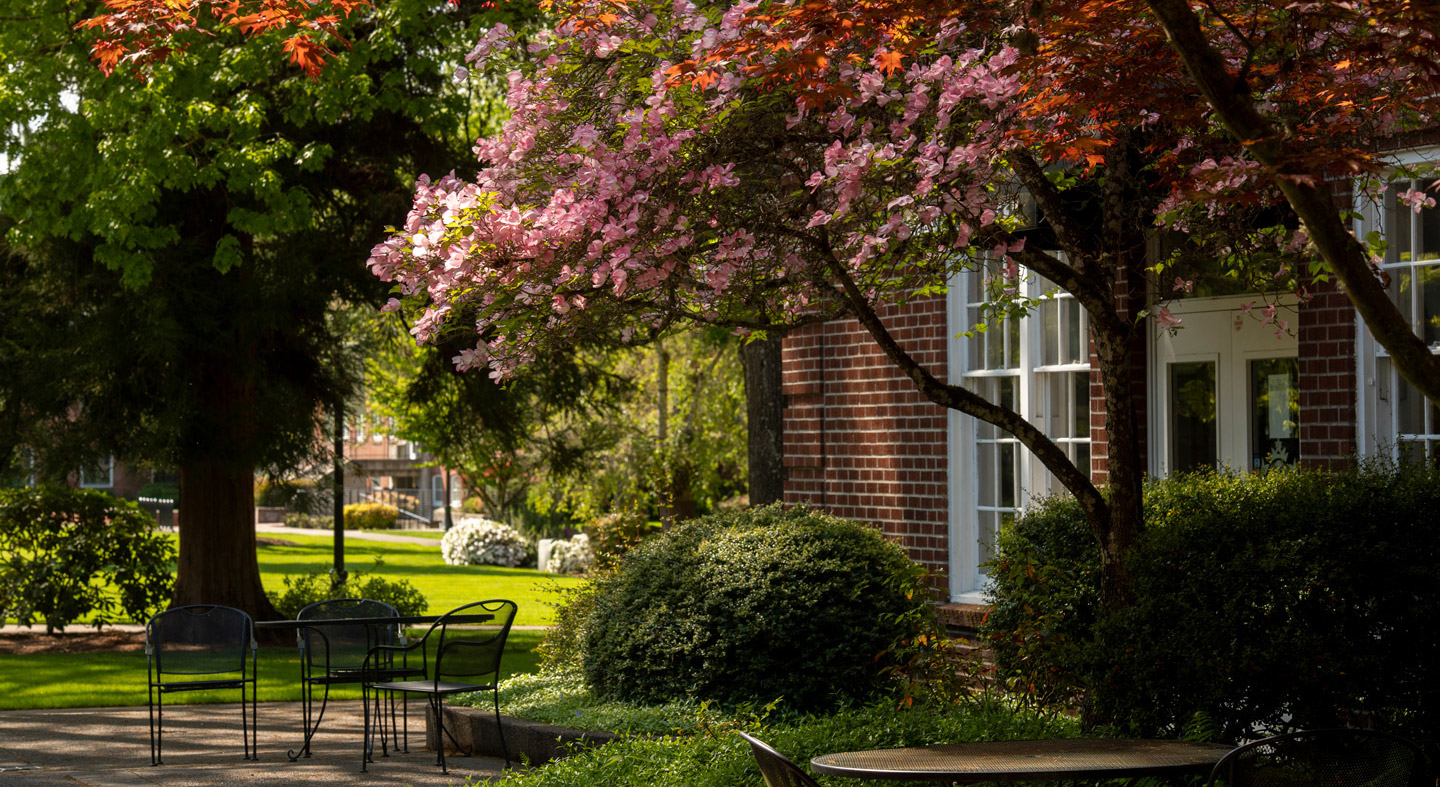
[145,605,257,765]
[361,599,517,773]
[737,731,822,787]
[289,598,422,761]
[1206,728,1429,787]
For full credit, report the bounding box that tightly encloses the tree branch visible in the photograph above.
[1146,0,1440,404]
[821,251,1107,517]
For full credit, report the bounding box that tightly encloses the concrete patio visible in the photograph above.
[0,701,510,786]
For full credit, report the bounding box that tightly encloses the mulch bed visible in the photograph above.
[0,629,145,655]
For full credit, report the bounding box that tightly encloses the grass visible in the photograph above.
[0,531,573,710]
[0,629,545,711]
[257,531,579,627]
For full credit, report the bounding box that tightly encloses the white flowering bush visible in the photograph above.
[441,517,530,567]
[546,533,594,574]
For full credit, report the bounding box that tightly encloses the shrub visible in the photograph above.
[579,503,934,712]
[0,486,175,632]
[283,512,329,529]
[343,502,398,530]
[546,533,595,574]
[440,517,529,567]
[269,559,428,619]
[984,463,1440,749]
[477,672,1075,787]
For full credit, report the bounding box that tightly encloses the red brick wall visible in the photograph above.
[1298,281,1358,467]
[1298,178,1359,468]
[781,295,951,577]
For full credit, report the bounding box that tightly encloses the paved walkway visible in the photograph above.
[0,701,510,786]
[255,523,444,547]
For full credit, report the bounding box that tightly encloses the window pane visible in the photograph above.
[1388,183,1415,263]
[1397,369,1426,435]
[1064,299,1083,364]
[976,511,1000,576]
[1422,265,1440,345]
[1170,362,1217,474]
[1007,312,1021,368]
[999,376,1016,411]
[999,442,1016,508]
[1075,443,1091,480]
[1251,358,1299,470]
[987,319,1005,369]
[1072,371,1090,437]
[1040,299,1059,366]
[1390,267,1416,332]
[978,444,996,506]
[1420,179,1440,261]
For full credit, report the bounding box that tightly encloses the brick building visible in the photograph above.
[781,157,1436,615]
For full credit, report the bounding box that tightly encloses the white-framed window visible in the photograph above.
[1357,154,1440,461]
[431,473,446,509]
[79,455,115,488]
[948,264,1091,601]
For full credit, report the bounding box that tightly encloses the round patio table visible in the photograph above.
[810,738,1234,783]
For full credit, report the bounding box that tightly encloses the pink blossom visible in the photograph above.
[1155,306,1182,331]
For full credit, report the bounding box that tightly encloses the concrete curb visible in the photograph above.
[427,706,622,765]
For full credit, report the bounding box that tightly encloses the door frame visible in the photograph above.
[1149,294,1300,476]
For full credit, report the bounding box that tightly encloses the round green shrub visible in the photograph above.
[580,503,933,712]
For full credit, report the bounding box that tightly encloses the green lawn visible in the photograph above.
[0,532,574,710]
[259,531,577,627]
[0,630,545,710]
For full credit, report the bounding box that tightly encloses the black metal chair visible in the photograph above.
[737,731,822,787]
[1206,728,1429,787]
[289,598,421,761]
[145,604,257,765]
[361,599,517,773]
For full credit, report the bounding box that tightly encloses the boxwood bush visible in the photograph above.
[578,503,934,712]
[984,463,1440,750]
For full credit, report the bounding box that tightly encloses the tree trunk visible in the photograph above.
[172,458,280,621]
[1090,328,1143,612]
[740,332,785,506]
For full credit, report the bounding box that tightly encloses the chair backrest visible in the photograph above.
[1207,729,1428,787]
[297,598,401,670]
[434,599,517,683]
[736,731,821,787]
[146,605,254,677]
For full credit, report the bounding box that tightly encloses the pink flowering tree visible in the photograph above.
[369,0,1321,608]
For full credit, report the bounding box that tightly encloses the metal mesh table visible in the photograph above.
[810,738,1234,783]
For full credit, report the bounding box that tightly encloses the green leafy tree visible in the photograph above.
[367,313,629,526]
[532,329,747,525]
[0,0,535,618]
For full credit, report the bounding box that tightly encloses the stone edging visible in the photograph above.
[426,705,623,764]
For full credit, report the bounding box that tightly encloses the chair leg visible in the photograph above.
[434,695,447,774]
[493,687,509,769]
[248,675,258,761]
[360,686,371,773]
[148,682,160,766]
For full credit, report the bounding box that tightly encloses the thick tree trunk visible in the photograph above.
[1090,329,1143,612]
[173,458,279,620]
[740,333,785,506]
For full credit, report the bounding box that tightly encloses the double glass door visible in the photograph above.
[1153,296,1300,474]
